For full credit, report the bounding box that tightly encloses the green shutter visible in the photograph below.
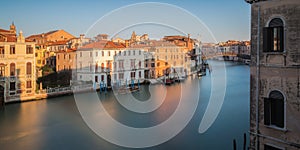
[263,27,272,52]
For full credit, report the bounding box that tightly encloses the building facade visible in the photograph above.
[75,41,126,88]
[147,41,190,78]
[0,24,36,103]
[247,0,300,149]
[112,49,145,86]
[56,48,77,72]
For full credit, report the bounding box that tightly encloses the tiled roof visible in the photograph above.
[81,40,126,49]
[56,48,77,53]
[48,40,69,46]
[148,40,177,47]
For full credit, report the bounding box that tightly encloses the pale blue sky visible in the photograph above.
[0,0,250,43]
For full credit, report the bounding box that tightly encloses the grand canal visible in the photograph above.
[0,60,250,150]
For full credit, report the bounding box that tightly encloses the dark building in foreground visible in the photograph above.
[247,0,300,149]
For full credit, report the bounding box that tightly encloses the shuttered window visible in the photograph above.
[263,18,284,52]
[264,91,284,128]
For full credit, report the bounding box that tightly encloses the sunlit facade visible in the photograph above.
[0,24,36,103]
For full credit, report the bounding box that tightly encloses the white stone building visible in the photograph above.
[75,41,125,88]
[112,49,145,86]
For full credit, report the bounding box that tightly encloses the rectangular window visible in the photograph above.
[119,73,124,80]
[95,76,98,82]
[139,71,141,78]
[90,52,92,57]
[131,59,135,69]
[139,50,141,55]
[101,75,104,81]
[102,51,104,57]
[10,82,16,91]
[0,46,5,57]
[151,63,155,67]
[108,51,111,56]
[26,63,32,75]
[119,60,124,69]
[131,72,135,78]
[80,52,82,57]
[96,51,98,57]
[26,80,32,88]
[10,45,15,54]
[26,45,33,54]
[133,50,135,55]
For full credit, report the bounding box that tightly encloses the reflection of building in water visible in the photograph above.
[0,23,36,103]
[246,0,300,150]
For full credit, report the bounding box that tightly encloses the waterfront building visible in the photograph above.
[75,40,126,88]
[246,0,300,149]
[0,24,36,103]
[56,48,77,72]
[147,40,190,78]
[26,30,75,70]
[112,49,145,86]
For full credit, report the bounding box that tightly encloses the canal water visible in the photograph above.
[0,60,250,150]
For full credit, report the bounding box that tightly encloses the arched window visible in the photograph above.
[10,63,15,76]
[263,18,284,52]
[264,90,284,128]
[26,62,32,75]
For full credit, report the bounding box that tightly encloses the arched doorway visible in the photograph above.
[0,85,4,107]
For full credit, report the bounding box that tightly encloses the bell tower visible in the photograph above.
[9,22,16,34]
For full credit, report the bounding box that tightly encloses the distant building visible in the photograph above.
[147,40,190,78]
[56,48,77,72]
[247,0,300,150]
[163,34,194,51]
[94,34,108,41]
[113,49,145,86]
[0,23,36,103]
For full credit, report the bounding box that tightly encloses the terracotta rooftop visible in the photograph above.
[81,40,125,49]
[48,40,69,46]
[56,48,77,53]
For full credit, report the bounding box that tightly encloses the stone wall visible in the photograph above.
[249,0,300,149]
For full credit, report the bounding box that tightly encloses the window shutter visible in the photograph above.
[263,27,272,52]
[264,98,271,125]
[275,98,284,128]
[278,27,284,52]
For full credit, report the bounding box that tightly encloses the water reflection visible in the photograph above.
[0,61,250,150]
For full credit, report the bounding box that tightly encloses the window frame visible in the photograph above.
[263,18,285,53]
[264,90,286,130]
